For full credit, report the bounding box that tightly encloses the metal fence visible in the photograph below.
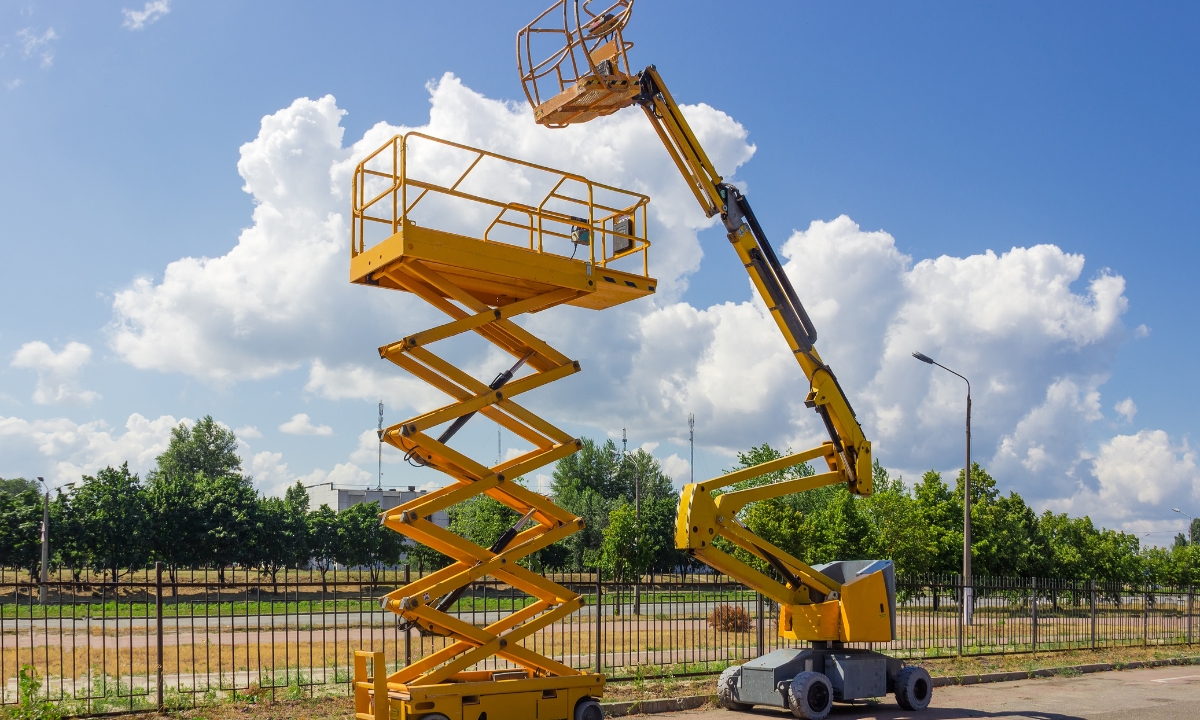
[2,566,1195,715]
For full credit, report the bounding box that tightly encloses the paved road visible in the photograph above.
[673,666,1200,720]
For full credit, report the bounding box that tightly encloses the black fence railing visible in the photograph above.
[1,566,1195,716]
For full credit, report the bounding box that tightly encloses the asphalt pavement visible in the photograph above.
[672,665,1200,720]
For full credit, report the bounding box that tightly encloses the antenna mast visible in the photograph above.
[377,400,385,490]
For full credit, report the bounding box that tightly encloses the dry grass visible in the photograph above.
[914,645,1200,678]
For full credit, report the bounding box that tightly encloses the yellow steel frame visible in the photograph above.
[348,134,659,719]
[517,0,889,644]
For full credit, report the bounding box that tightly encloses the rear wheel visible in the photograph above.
[894,666,933,711]
[717,666,751,711]
[787,671,832,720]
[574,697,603,720]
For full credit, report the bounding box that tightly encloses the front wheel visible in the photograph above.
[894,666,933,711]
[574,697,603,720]
[788,671,832,720]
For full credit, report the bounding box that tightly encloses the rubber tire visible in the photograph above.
[717,665,752,711]
[575,698,603,720]
[894,666,933,711]
[787,671,833,720]
[417,714,451,720]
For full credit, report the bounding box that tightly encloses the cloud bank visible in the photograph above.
[9,73,1181,531]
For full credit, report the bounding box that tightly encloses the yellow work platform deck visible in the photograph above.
[351,132,655,311]
[351,221,654,311]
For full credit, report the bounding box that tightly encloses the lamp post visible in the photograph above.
[913,352,973,625]
[1173,508,1196,544]
[37,476,49,605]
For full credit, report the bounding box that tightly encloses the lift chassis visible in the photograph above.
[517,2,934,717]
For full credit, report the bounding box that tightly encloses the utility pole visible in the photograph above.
[913,352,973,625]
[37,476,49,605]
[688,413,695,484]
[377,401,385,490]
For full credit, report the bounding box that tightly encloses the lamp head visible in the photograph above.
[912,352,935,365]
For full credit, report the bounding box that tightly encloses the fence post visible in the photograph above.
[1188,587,1194,646]
[956,575,963,657]
[756,593,764,657]
[594,570,603,675]
[1030,577,1038,653]
[1143,583,1148,647]
[404,564,411,668]
[155,561,164,713]
[1090,579,1096,650]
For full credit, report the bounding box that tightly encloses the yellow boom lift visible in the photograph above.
[348,133,655,720]
[516,2,934,718]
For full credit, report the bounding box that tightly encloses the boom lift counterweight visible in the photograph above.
[517,2,933,717]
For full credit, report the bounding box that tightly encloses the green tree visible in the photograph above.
[197,472,259,585]
[550,439,681,573]
[912,470,962,575]
[335,502,403,584]
[308,503,340,590]
[154,416,242,480]
[857,462,936,576]
[72,464,151,582]
[49,488,88,584]
[599,500,643,582]
[0,484,43,579]
[0,477,39,497]
[256,482,311,589]
[551,439,622,571]
[145,472,205,586]
[147,416,245,585]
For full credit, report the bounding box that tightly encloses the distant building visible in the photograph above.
[307,483,449,528]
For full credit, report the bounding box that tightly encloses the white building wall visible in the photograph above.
[306,483,449,528]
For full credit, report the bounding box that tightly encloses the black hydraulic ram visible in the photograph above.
[404,350,536,467]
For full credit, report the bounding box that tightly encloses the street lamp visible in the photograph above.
[36,476,49,605]
[1173,508,1195,544]
[913,352,973,625]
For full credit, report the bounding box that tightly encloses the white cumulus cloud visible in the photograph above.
[1114,398,1137,423]
[11,341,101,405]
[234,425,263,439]
[1047,430,1200,529]
[0,413,179,486]
[122,1,170,31]
[279,413,333,436]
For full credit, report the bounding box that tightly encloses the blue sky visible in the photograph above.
[1,1,1197,541]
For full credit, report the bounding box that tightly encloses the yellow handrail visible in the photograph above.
[351,132,650,274]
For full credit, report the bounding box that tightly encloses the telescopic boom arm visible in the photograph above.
[517,1,879,622]
[632,66,872,497]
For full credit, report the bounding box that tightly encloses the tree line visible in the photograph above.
[3,416,1200,587]
[0,417,404,589]
[716,444,1200,586]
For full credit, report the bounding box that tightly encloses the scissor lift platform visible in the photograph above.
[352,132,655,312]
[350,132,652,720]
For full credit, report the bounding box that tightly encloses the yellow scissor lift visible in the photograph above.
[349,132,654,720]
